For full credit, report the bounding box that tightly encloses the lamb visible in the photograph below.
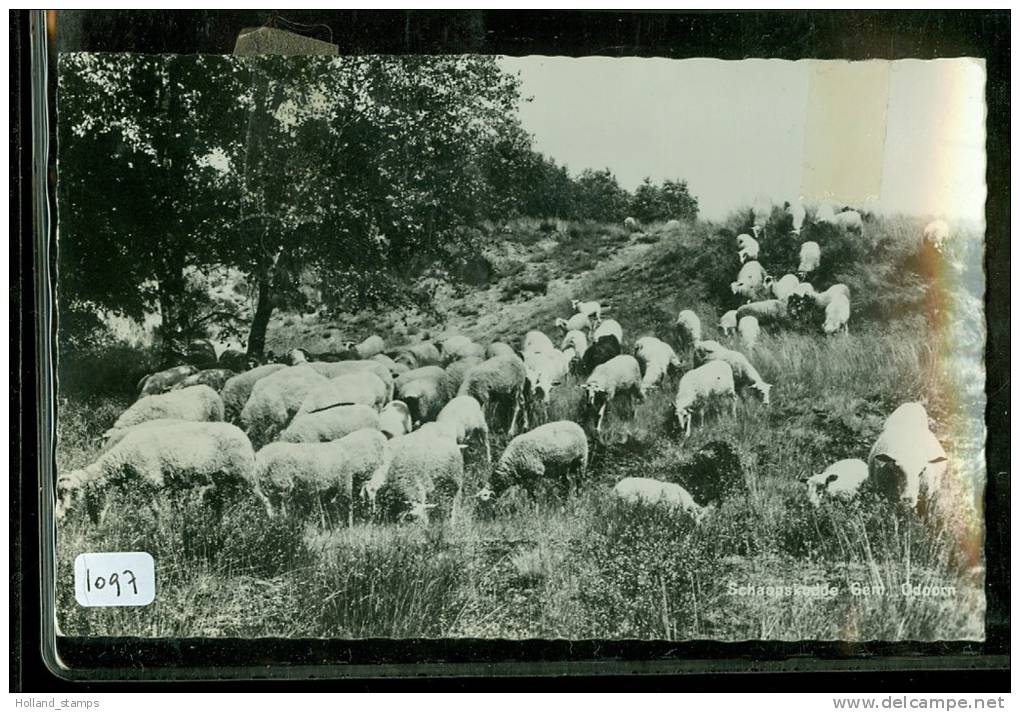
[581,354,643,433]
[822,292,851,335]
[674,310,702,349]
[623,216,640,233]
[342,335,385,359]
[718,310,738,337]
[240,364,330,447]
[559,329,588,359]
[578,334,622,377]
[395,367,454,426]
[798,241,821,276]
[171,368,235,393]
[486,421,588,500]
[486,342,518,360]
[106,385,224,442]
[522,329,556,355]
[735,299,788,326]
[698,344,772,405]
[633,336,682,395]
[555,312,592,334]
[671,361,737,437]
[221,363,286,421]
[361,427,465,523]
[766,273,800,301]
[612,477,708,521]
[279,404,380,444]
[457,354,528,435]
[56,421,258,521]
[256,428,387,527]
[801,458,869,507]
[378,400,413,439]
[738,316,761,349]
[735,233,760,263]
[524,348,574,404]
[435,395,491,462]
[923,219,951,252]
[832,210,864,233]
[730,260,768,301]
[296,372,390,414]
[571,299,609,323]
[868,402,948,511]
[137,364,198,397]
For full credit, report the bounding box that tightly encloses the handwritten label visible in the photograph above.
[74,552,155,607]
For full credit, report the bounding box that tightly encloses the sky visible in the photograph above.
[497,57,986,224]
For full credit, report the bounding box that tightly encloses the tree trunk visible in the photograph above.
[247,274,275,360]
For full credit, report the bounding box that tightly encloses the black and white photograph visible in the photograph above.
[51,28,988,644]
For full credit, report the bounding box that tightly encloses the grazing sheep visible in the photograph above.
[692,340,725,362]
[813,283,851,308]
[578,334,622,377]
[822,292,851,335]
[664,219,682,230]
[393,341,442,368]
[767,273,800,301]
[457,355,528,435]
[735,299,788,326]
[802,459,869,506]
[443,357,484,395]
[522,329,556,355]
[372,352,410,378]
[218,349,256,372]
[623,216,640,233]
[488,421,588,499]
[241,365,329,447]
[137,364,198,397]
[435,395,491,462]
[257,428,387,527]
[751,194,772,238]
[341,335,385,359]
[186,339,218,368]
[395,367,454,426]
[923,219,951,252]
[798,241,821,276]
[590,318,623,345]
[674,310,702,350]
[671,361,737,437]
[107,385,224,442]
[559,329,588,359]
[361,427,465,523]
[56,421,258,521]
[633,336,682,395]
[306,360,394,400]
[832,210,864,233]
[868,402,948,511]
[698,344,772,405]
[785,200,807,234]
[612,477,708,521]
[571,299,609,323]
[378,400,413,439]
[395,365,447,390]
[279,404,380,444]
[486,342,518,360]
[738,316,761,349]
[221,364,286,422]
[524,348,573,404]
[730,260,768,301]
[718,310,738,337]
[297,372,390,414]
[555,312,592,334]
[735,233,760,263]
[171,368,235,393]
[814,202,837,224]
[581,354,643,433]
[440,337,485,364]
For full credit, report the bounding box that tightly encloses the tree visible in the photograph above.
[631,177,699,224]
[571,168,631,223]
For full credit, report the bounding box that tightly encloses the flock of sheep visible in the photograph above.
[56,207,959,531]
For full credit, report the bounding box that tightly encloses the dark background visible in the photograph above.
[12,9,1010,691]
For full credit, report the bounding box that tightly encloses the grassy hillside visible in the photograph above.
[55,213,986,641]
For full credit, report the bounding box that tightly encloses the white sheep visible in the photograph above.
[868,403,948,512]
[524,348,573,404]
[279,403,380,444]
[486,342,518,360]
[623,217,640,233]
[692,339,725,363]
[735,233,759,263]
[730,260,768,301]
[439,335,486,364]
[672,360,737,437]
[767,273,800,302]
[361,426,464,523]
[371,352,410,378]
[812,283,850,308]
[171,368,235,393]
[591,318,623,344]
[555,313,593,334]
[56,421,258,521]
[240,365,329,447]
[738,316,761,349]
[306,360,394,400]
[633,336,682,395]
[735,299,788,326]
[832,210,864,232]
[443,357,484,396]
[393,341,443,368]
[923,219,951,252]
[395,367,454,426]
[698,343,772,405]
[487,420,588,500]
[522,329,556,355]
[378,400,413,439]
[798,241,821,275]
[802,459,869,506]
[674,309,702,349]
[435,395,491,462]
[221,364,286,422]
[256,428,387,527]
[457,355,528,435]
[559,329,588,359]
[612,477,708,521]
[581,354,643,433]
[718,310,738,336]
[822,293,851,335]
[343,334,385,359]
[814,202,837,224]
[106,385,224,442]
[137,364,199,397]
[751,194,772,238]
[786,200,807,234]
[297,372,390,414]
[571,299,609,323]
